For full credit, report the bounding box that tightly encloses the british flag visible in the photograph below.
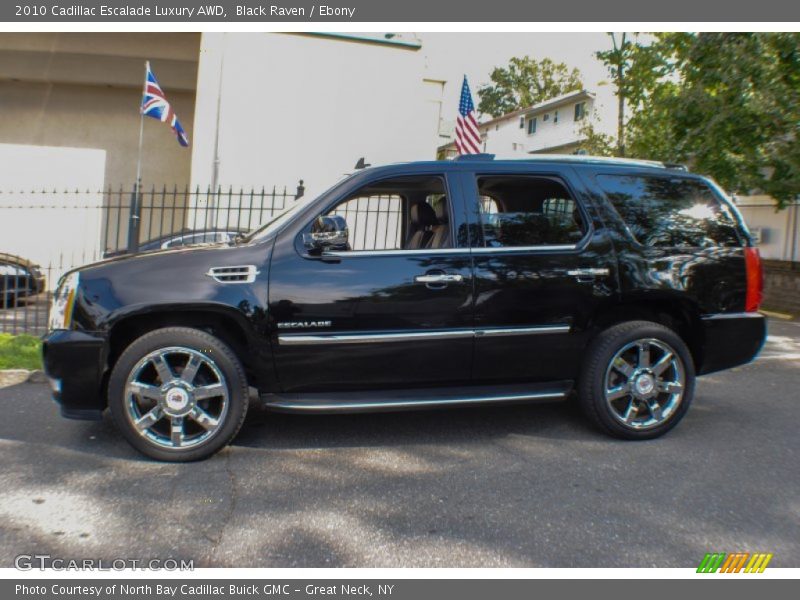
[141,61,189,147]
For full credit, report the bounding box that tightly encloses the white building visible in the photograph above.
[735,195,800,262]
[191,33,445,198]
[439,90,595,158]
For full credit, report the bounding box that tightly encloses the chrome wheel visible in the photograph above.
[603,338,685,430]
[124,346,230,450]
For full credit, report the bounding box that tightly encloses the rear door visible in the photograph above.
[459,166,619,384]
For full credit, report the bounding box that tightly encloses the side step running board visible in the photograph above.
[261,381,572,414]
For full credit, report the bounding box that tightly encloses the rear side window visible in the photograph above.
[596,175,741,248]
[476,176,587,248]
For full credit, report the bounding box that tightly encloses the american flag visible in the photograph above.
[141,61,189,147]
[455,76,481,155]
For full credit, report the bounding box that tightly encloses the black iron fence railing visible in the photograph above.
[1,180,417,336]
[0,182,305,335]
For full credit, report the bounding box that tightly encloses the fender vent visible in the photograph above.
[205,265,259,284]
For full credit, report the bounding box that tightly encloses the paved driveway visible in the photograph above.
[0,319,798,568]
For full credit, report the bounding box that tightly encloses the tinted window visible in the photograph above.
[597,175,741,248]
[476,176,587,247]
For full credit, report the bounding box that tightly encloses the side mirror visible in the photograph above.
[303,215,349,254]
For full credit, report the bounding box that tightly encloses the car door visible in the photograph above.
[267,171,475,393]
[458,166,618,384]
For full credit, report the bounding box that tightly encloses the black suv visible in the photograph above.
[43,155,767,461]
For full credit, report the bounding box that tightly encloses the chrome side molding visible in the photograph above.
[262,381,572,413]
[278,324,570,345]
[701,312,765,320]
[278,329,474,346]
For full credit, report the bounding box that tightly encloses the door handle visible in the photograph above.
[566,268,610,282]
[414,273,464,284]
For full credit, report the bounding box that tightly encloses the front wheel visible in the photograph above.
[108,327,249,461]
[578,320,695,440]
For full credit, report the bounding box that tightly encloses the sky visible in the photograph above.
[418,32,622,137]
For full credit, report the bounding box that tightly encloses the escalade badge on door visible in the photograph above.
[277,321,332,329]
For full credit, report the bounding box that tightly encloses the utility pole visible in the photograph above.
[611,32,628,158]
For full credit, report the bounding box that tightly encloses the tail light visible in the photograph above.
[744,247,764,313]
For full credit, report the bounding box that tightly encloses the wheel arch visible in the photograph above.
[587,292,706,372]
[104,305,265,395]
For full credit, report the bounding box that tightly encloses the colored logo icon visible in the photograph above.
[697,552,773,573]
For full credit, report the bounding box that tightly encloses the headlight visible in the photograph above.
[48,271,80,331]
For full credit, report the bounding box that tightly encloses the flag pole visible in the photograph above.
[128,60,148,253]
[134,60,148,190]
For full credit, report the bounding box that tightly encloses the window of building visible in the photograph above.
[554,110,559,124]
[519,117,525,129]
[527,118,537,135]
[474,176,587,248]
[322,176,451,251]
[574,102,586,121]
[543,113,550,122]
[596,175,742,248]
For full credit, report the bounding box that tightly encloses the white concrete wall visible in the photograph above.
[0,143,106,285]
[191,33,436,210]
[736,195,800,262]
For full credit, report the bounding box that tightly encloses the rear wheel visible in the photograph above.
[108,327,249,461]
[578,320,695,439]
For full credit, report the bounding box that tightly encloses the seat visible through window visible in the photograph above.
[406,202,438,249]
[320,175,452,252]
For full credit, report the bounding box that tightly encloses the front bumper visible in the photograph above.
[42,330,107,420]
[698,312,767,375]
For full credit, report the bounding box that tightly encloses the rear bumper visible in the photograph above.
[42,330,107,420]
[698,312,767,375]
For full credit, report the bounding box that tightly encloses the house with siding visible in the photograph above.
[438,89,595,158]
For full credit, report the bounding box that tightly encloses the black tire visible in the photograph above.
[578,320,695,440]
[108,327,249,461]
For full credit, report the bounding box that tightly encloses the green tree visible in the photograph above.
[575,115,616,157]
[595,32,672,157]
[477,57,583,118]
[636,33,799,206]
[596,32,800,206]
[595,33,632,156]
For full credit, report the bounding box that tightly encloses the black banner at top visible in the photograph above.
[3,0,800,22]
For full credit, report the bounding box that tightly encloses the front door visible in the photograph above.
[460,168,618,384]
[268,172,474,393]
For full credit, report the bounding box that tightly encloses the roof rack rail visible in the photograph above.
[454,153,495,161]
[662,162,689,171]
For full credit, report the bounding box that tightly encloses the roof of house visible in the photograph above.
[479,89,595,129]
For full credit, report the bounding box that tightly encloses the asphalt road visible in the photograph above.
[0,319,798,568]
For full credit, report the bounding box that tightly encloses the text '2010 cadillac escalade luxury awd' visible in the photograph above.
[43,155,767,461]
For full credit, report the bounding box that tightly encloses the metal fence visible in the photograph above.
[0,181,429,336]
[1,182,304,336]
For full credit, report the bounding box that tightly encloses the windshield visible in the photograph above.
[240,196,313,243]
[240,173,357,243]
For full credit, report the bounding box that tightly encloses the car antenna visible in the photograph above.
[354,157,371,169]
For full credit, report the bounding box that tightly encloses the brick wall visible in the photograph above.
[763,260,800,315]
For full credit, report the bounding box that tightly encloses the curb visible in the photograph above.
[0,369,47,386]
[761,309,796,321]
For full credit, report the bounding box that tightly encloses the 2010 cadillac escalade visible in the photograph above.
[42,155,767,461]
